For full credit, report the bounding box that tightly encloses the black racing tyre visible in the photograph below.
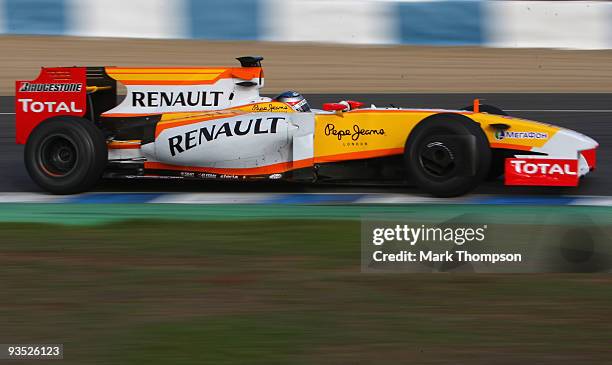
[462,104,508,116]
[405,114,491,197]
[462,104,507,180]
[487,149,507,181]
[24,116,107,194]
[487,158,505,180]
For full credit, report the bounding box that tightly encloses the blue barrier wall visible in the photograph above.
[189,0,260,41]
[5,0,66,35]
[398,1,484,46]
[0,0,611,49]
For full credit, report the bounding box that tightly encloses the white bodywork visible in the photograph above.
[140,112,314,169]
[516,127,598,176]
[104,75,265,116]
[104,63,319,171]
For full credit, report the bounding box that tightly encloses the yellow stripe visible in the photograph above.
[107,68,227,74]
[110,73,221,81]
[158,110,244,124]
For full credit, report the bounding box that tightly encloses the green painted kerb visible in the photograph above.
[0,203,610,225]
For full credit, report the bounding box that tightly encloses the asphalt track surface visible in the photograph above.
[1,94,610,196]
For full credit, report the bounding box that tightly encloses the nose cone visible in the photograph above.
[559,128,599,149]
[538,127,598,159]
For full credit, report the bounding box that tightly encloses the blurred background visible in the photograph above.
[1,1,612,364]
[0,0,611,94]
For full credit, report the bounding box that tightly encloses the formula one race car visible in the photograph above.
[15,57,598,197]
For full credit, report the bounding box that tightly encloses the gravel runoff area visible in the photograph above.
[2,35,612,94]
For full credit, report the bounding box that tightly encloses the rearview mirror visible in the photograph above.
[323,103,346,111]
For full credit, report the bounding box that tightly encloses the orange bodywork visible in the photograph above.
[105,67,262,86]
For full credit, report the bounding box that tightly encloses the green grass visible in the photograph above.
[1,220,611,364]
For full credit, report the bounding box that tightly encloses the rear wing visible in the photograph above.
[15,56,263,144]
[15,67,116,144]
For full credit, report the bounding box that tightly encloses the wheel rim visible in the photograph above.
[418,141,456,178]
[37,134,78,177]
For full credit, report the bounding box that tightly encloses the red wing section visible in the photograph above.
[504,158,579,187]
[15,67,87,144]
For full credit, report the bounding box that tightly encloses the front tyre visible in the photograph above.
[461,104,508,180]
[405,114,491,197]
[25,116,107,194]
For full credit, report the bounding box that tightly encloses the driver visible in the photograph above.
[274,91,311,112]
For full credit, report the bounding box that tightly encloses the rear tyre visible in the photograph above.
[405,114,491,197]
[25,116,107,194]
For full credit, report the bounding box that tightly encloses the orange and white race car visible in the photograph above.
[15,57,598,197]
